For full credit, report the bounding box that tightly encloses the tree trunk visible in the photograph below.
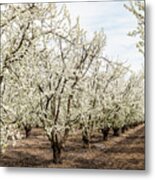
[129,124,134,128]
[121,125,128,133]
[24,126,31,138]
[0,76,3,85]
[52,142,62,164]
[62,128,69,149]
[133,122,138,127]
[51,131,62,164]
[121,126,125,133]
[82,128,90,148]
[101,127,110,140]
[113,127,120,136]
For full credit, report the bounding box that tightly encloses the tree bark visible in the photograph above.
[62,128,69,146]
[121,125,128,133]
[101,127,110,140]
[24,126,31,138]
[113,127,120,136]
[52,142,62,164]
[0,76,3,85]
[51,131,62,164]
[82,128,90,148]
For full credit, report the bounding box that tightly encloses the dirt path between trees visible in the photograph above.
[0,124,145,169]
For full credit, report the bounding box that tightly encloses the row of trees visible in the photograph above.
[0,2,144,164]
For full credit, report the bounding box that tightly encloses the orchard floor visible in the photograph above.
[0,124,145,170]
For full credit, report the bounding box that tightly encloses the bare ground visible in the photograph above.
[0,124,145,169]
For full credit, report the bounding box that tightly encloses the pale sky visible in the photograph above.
[58,0,144,72]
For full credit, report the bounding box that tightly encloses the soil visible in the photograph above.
[0,124,145,170]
